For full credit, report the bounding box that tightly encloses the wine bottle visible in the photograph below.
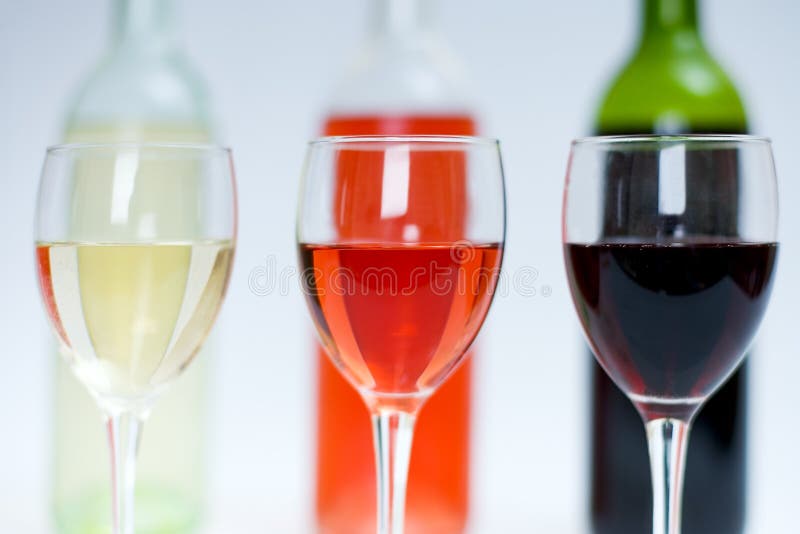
[316,1,477,532]
[55,1,214,532]
[591,1,747,533]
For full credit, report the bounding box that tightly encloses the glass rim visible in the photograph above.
[309,135,500,147]
[572,134,771,146]
[46,142,232,155]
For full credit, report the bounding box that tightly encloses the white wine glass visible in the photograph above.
[34,143,236,534]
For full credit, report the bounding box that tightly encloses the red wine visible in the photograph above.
[566,242,777,417]
[591,129,751,530]
[591,133,753,532]
[299,243,502,399]
[590,0,751,525]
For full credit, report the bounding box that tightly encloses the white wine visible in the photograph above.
[56,0,217,526]
[64,123,211,144]
[55,123,216,533]
[37,241,233,404]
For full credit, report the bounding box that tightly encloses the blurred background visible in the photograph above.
[1,0,798,532]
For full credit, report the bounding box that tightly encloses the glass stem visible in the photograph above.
[646,417,691,534]
[371,410,416,534]
[106,411,144,534]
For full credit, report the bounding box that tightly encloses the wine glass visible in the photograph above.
[34,143,236,534]
[562,135,778,534]
[297,136,505,534]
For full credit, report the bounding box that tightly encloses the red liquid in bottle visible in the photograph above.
[316,114,477,534]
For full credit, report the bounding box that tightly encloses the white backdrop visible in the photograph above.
[1,0,798,532]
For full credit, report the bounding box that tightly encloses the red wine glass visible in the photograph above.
[297,136,505,534]
[563,135,778,534]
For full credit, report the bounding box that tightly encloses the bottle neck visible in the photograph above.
[640,0,701,48]
[111,0,176,52]
[369,0,435,39]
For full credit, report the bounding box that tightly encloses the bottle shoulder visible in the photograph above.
[326,35,474,114]
[596,47,747,132]
[65,50,212,130]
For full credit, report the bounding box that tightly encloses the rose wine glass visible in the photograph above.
[35,144,236,534]
[297,136,505,534]
[562,135,778,534]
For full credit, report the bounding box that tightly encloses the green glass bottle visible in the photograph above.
[591,1,748,533]
[596,0,746,135]
[55,1,213,532]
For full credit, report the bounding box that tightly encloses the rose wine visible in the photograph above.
[300,243,501,399]
[565,242,776,417]
[37,241,233,400]
[316,113,477,534]
[324,114,476,136]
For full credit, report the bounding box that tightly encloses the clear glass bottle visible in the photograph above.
[55,1,213,532]
[64,0,212,142]
[316,1,477,533]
